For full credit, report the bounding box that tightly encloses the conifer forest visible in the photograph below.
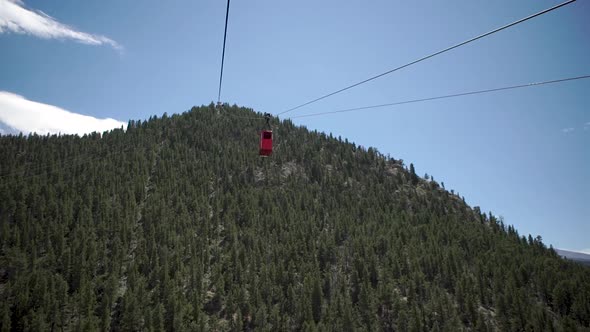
[1,105,589,331]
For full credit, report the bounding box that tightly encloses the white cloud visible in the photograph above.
[561,127,574,134]
[0,0,121,50]
[584,122,590,131]
[0,91,126,135]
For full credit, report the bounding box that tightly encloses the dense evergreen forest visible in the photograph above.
[1,104,589,331]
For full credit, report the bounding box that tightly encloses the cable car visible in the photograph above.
[259,112,273,156]
[259,130,273,156]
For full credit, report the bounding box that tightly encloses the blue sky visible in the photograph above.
[0,0,588,252]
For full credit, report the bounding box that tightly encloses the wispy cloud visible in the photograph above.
[0,0,121,50]
[584,122,590,131]
[561,127,574,134]
[0,91,126,135]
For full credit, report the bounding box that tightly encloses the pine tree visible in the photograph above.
[0,302,11,332]
[311,277,323,323]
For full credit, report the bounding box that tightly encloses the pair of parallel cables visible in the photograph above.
[215,0,587,120]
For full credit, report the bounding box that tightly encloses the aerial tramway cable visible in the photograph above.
[217,74,590,121]
[217,0,231,105]
[290,75,590,119]
[277,0,577,116]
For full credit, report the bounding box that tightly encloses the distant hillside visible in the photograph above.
[1,104,589,331]
[556,249,590,267]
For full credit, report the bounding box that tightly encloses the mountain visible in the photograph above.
[556,249,590,267]
[1,104,589,331]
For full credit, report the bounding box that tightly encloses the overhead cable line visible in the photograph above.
[290,75,590,119]
[217,0,231,104]
[278,0,576,116]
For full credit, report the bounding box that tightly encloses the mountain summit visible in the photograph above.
[1,105,589,331]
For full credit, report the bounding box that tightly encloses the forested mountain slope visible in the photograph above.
[1,105,589,331]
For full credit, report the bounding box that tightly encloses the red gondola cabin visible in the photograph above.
[259,130,273,156]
